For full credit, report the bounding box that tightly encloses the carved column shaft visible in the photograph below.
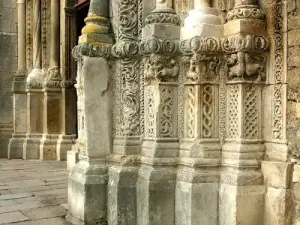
[33,0,41,69]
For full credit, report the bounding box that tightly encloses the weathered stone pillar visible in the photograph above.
[177,1,223,223]
[67,0,113,224]
[23,0,45,159]
[8,0,27,159]
[137,2,180,224]
[107,0,140,224]
[219,1,268,224]
[39,0,62,160]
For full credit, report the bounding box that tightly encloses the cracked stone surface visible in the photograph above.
[0,159,70,225]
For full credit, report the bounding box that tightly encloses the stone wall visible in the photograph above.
[0,0,17,157]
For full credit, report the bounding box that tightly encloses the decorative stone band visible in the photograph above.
[145,8,180,25]
[111,41,139,58]
[226,5,265,21]
[180,34,269,55]
[140,39,179,56]
[0,123,13,129]
[72,43,111,60]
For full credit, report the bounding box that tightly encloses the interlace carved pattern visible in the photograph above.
[26,0,33,70]
[186,86,196,138]
[219,65,226,144]
[202,86,213,138]
[119,0,138,41]
[178,63,184,139]
[146,88,155,137]
[160,87,174,137]
[272,0,283,139]
[228,85,239,138]
[244,85,258,139]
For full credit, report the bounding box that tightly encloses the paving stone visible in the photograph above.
[21,205,67,220]
[34,188,67,197]
[6,179,45,188]
[0,199,16,207]
[4,217,71,225]
[0,193,33,200]
[0,211,29,224]
[40,197,67,206]
[0,201,43,213]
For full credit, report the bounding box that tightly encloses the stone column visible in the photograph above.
[176,1,223,224]
[137,2,180,224]
[8,0,27,159]
[39,0,62,160]
[67,0,113,224]
[219,1,269,224]
[23,0,45,159]
[61,4,77,166]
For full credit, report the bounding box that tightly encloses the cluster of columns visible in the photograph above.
[8,0,76,161]
[66,0,289,224]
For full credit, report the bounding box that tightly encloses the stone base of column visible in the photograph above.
[23,134,42,159]
[137,164,177,225]
[107,164,138,225]
[39,134,59,160]
[113,136,141,155]
[8,134,26,159]
[57,134,76,161]
[262,161,292,225]
[67,145,80,171]
[176,166,219,225]
[219,183,265,225]
[67,160,108,225]
[180,139,221,158]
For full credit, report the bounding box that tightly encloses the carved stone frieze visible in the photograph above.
[111,41,139,58]
[144,55,179,84]
[180,36,222,55]
[72,43,111,60]
[222,34,269,53]
[140,39,178,55]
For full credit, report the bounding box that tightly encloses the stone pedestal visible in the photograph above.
[67,55,112,225]
[40,86,62,160]
[8,76,27,159]
[23,88,44,159]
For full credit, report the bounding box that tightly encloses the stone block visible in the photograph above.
[175,181,218,225]
[82,57,112,158]
[67,162,108,224]
[219,184,265,225]
[137,166,176,225]
[288,29,300,47]
[261,161,292,188]
[23,137,41,159]
[289,15,300,30]
[224,19,267,36]
[67,149,79,171]
[107,166,138,225]
[142,23,180,40]
[293,165,300,183]
[264,187,292,225]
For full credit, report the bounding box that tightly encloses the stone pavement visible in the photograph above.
[0,159,70,225]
